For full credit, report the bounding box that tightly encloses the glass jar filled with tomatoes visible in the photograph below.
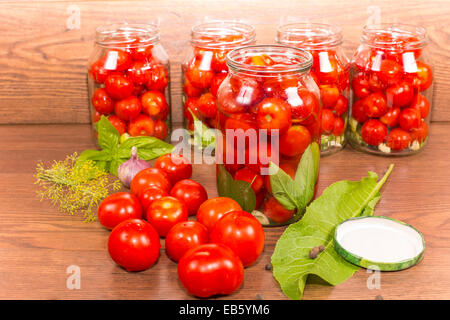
[182,21,256,135]
[349,24,433,155]
[88,23,170,143]
[277,23,350,155]
[216,45,321,226]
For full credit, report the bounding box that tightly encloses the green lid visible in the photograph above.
[334,216,425,271]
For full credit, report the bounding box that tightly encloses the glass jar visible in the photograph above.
[349,24,433,155]
[88,23,171,143]
[181,21,255,135]
[277,23,350,156]
[215,45,321,226]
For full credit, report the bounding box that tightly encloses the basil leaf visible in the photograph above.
[189,109,216,149]
[78,149,112,162]
[269,162,300,211]
[217,164,256,213]
[294,142,320,209]
[118,136,174,160]
[97,116,120,151]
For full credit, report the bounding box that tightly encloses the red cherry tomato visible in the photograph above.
[351,74,370,99]
[197,197,243,231]
[321,109,335,134]
[127,114,155,137]
[229,76,264,110]
[105,49,132,71]
[89,57,109,83]
[138,186,168,211]
[98,192,143,230]
[186,61,214,89]
[183,78,203,98]
[368,72,386,92]
[279,125,311,157]
[178,243,244,298]
[184,97,201,122]
[386,81,414,108]
[399,108,421,131]
[104,74,134,100]
[262,197,295,224]
[210,72,228,97]
[352,99,368,123]
[147,65,169,91]
[407,61,433,92]
[197,92,217,119]
[165,221,209,262]
[114,96,141,121]
[410,120,428,143]
[316,55,339,84]
[154,153,193,185]
[210,211,265,267]
[363,92,388,118]
[320,85,340,109]
[262,76,298,100]
[130,167,171,195]
[233,168,263,194]
[245,54,275,66]
[153,120,168,140]
[380,107,401,127]
[211,49,228,72]
[146,196,188,237]
[108,219,160,272]
[333,95,349,117]
[91,88,114,115]
[170,179,208,216]
[387,128,411,151]
[256,98,292,135]
[141,91,168,118]
[361,119,388,146]
[410,94,430,119]
[127,61,151,85]
[332,117,345,136]
[107,115,126,135]
[291,88,320,123]
[378,59,402,85]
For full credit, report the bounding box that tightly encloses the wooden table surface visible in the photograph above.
[1,122,449,300]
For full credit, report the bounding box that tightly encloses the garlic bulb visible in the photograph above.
[117,146,151,188]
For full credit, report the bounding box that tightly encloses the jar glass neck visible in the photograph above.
[95,23,160,48]
[276,23,343,49]
[190,21,255,49]
[361,23,426,50]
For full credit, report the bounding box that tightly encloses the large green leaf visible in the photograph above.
[118,136,174,160]
[294,142,319,209]
[97,116,120,151]
[271,165,394,300]
[269,162,302,211]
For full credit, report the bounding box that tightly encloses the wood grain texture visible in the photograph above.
[0,122,450,299]
[0,0,448,124]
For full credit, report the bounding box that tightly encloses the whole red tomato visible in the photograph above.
[291,88,320,123]
[210,72,228,97]
[332,117,345,136]
[138,186,168,211]
[127,61,151,85]
[333,95,349,117]
[183,78,203,98]
[316,55,339,84]
[385,81,414,108]
[230,76,264,110]
[105,49,132,71]
[410,94,430,119]
[186,61,214,89]
[380,107,401,127]
[410,120,428,143]
[98,192,143,230]
[127,114,155,137]
[262,197,295,224]
[210,211,265,267]
[233,168,263,194]
[153,120,168,140]
[197,93,217,119]
[178,243,244,298]
[130,167,171,195]
[320,85,340,109]
[407,61,433,91]
[169,179,208,216]
[165,221,209,262]
[352,99,368,123]
[211,49,228,72]
[147,65,169,91]
[92,88,114,115]
[104,74,134,100]
[108,219,160,271]
[114,96,141,121]
[197,197,242,231]
[378,59,402,85]
[361,119,388,146]
[351,74,370,99]
[321,109,335,134]
[146,196,188,237]
[256,98,292,135]
[107,115,127,135]
[141,91,168,118]
[399,108,421,131]
[279,125,311,157]
[363,92,388,118]
[387,128,411,151]
[154,154,192,185]
[89,57,109,83]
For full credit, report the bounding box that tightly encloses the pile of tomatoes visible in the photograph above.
[89,40,170,141]
[351,35,432,152]
[215,50,321,225]
[182,35,247,131]
[97,153,265,298]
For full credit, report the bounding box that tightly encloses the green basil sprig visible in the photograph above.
[77,116,174,175]
[188,109,216,149]
[269,142,320,217]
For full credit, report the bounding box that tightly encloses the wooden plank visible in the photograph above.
[0,0,448,124]
[0,122,449,299]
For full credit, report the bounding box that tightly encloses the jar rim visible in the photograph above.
[276,22,343,48]
[95,23,160,48]
[226,45,313,74]
[361,23,427,49]
[190,21,256,49]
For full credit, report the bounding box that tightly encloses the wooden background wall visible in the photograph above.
[0,0,448,125]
